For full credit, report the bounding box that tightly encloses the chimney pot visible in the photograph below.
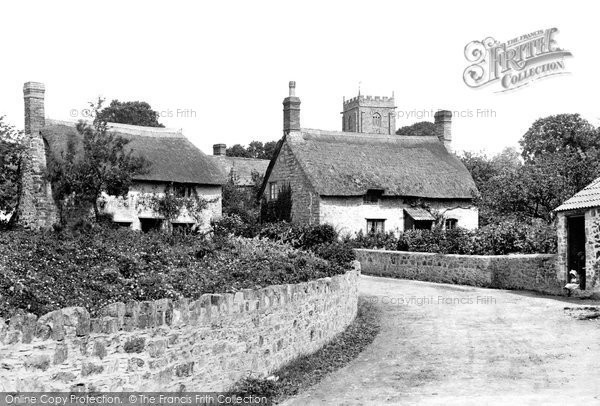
[434,110,452,152]
[283,81,301,134]
[213,143,227,156]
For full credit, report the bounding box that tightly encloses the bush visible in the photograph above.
[349,219,557,255]
[313,242,356,267]
[0,227,349,319]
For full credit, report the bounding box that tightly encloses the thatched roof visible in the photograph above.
[41,120,225,185]
[208,155,269,186]
[268,129,477,199]
[555,176,600,211]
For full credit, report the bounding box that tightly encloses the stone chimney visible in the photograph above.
[24,82,46,135]
[434,110,452,152]
[283,81,300,135]
[16,82,58,229]
[213,143,226,156]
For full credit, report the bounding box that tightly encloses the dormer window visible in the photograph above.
[373,112,382,127]
[364,189,384,204]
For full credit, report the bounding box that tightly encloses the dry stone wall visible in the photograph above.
[356,249,562,295]
[0,268,359,391]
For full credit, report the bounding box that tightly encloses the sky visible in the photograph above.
[0,0,598,156]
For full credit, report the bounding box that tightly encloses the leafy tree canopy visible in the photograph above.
[0,116,25,214]
[460,114,600,223]
[396,121,436,137]
[520,113,599,162]
[96,99,164,128]
[226,141,277,160]
[49,99,151,223]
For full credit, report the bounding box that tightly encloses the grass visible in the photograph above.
[230,297,381,404]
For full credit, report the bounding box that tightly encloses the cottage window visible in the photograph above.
[173,222,194,235]
[174,184,194,198]
[367,219,385,234]
[269,182,279,200]
[373,112,382,127]
[140,218,163,233]
[445,218,458,229]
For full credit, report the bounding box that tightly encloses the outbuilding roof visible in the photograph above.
[208,155,269,186]
[270,129,478,199]
[404,207,436,221]
[555,176,600,212]
[41,120,225,185]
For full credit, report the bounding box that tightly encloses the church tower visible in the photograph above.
[341,93,396,135]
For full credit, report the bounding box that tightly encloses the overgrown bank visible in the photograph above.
[0,227,351,318]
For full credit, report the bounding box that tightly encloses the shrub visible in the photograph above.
[344,230,398,251]
[313,242,356,267]
[349,219,557,255]
[0,227,349,319]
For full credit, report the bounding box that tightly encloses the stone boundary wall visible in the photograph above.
[355,249,562,295]
[0,267,360,391]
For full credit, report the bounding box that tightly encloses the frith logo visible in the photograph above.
[463,28,572,92]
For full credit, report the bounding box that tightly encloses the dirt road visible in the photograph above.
[284,275,600,405]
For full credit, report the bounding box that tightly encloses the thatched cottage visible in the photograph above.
[554,178,600,295]
[17,82,225,231]
[260,82,479,236]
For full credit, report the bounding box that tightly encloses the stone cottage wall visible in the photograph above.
[355,249,562,295]
[0,268,359,391]
[102,182,222,231]
[320,198,478,237]
[264,139,320,224]
[556,208,600,293]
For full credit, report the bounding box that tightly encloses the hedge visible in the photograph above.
[344,218,557,255]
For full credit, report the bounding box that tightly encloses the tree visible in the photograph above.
[0,116,25,216]
[520,114,598,162]
[460,114,600,224]
[226,141,277,160]
[396,121,436,136]
[226,144,251,158]
[95,99,164,128]
[48,99,151,223]
[520,114,600,217]
[222,170,263,224]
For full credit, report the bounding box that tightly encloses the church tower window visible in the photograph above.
[373,112,382,127]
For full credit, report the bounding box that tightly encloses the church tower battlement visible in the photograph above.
[341,93,396,135]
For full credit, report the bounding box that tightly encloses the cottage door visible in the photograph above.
[567,215,586,290]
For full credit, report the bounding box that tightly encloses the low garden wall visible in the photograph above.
[355,249,563,295]
[0,266,360,391]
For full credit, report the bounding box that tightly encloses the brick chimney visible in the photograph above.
[17,81,58,229]
[434,110,452,152]
[213,143,226,156]
[23,82,46,135]
[283,81,300,135]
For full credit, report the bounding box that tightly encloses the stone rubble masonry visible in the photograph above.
[0,266,360,391]
[18,82,59,229]
[265,139,320,224]
[355,249,563,295]
[556,208,600,294]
